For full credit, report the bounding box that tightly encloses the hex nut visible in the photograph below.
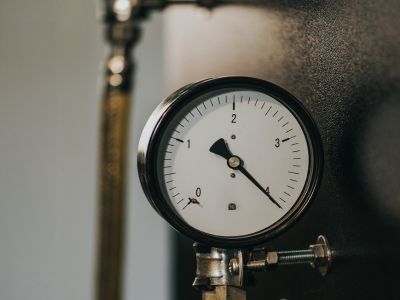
[266,251,278,266]
[310,244,326,268]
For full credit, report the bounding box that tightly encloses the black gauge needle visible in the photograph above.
[210,138,282,209]
[209,138,233,160]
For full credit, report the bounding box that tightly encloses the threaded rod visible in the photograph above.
[277,249,315,265]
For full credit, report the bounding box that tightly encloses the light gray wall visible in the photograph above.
[0,1,169,300]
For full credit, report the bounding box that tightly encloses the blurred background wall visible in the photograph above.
[0,1,170,300]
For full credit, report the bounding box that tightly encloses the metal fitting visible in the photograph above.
[193,244,244,290]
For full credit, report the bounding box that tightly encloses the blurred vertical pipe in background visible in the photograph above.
[96,1,141,299]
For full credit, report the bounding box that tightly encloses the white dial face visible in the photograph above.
[158,89,310,237]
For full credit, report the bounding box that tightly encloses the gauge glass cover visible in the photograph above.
[138,77,323,247]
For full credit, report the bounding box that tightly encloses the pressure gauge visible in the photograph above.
[138,77,323,248]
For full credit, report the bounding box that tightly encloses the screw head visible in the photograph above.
[228,156,241,169]
[229,258,239,275]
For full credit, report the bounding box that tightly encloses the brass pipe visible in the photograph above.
[203,286,246,300]
[96,9,140,298]
[96,85,130,300]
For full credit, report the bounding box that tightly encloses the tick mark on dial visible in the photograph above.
[165,172,176,176]
[278,116,284,122]
[284,191,291,197]
[279,197,286,203]
[286,128,293,133]
[290,178,298,182]
[282,122,289,127]
[288,171,299,175]
[273,110,278,117]
[265,106,272,116]
[261,102,265,109]
[196,107,203,116]
[173,193,180,197]
[282,135,296,143]
[287,185,295,190]
[255,99,259,106]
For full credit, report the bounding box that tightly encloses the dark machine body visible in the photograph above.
[172,1,400,299]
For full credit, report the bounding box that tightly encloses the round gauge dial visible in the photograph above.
[138,77,323,248]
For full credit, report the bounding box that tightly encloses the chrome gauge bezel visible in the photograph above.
[138,77,324,248]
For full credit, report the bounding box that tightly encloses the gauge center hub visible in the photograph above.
[228,156,241,169]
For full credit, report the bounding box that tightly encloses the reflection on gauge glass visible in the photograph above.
[138,77,323,248]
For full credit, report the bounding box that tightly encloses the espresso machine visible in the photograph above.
[95,1,400,299]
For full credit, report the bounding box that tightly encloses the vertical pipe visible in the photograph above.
[202,286,246,300]
[96,10,141,300]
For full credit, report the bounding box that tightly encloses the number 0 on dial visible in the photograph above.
[138,77,323,248]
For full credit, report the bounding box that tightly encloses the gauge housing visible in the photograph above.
[138,76,323,248]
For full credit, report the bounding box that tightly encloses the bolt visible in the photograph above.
[246,260,266,271]
[231,134,236,140]
[245,235,331,276]
[230,173,236,178]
